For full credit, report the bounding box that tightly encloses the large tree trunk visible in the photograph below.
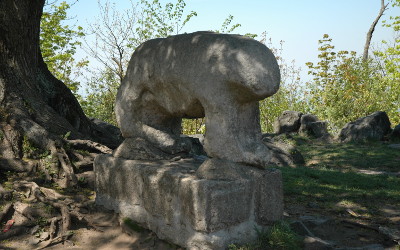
[0,0,119,187]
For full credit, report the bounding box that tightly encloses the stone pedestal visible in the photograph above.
[94,155,283,249]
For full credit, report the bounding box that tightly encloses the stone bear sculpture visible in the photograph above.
[114,31,280,168]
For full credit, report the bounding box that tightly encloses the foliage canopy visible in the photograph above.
[41,1,400,133]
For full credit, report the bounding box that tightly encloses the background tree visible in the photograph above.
[40,0,88,94]
[305,33,399,132]
[81,0,198,126]
[258,34,305,132]
[81,0,241,131]
[363,0,389,61]
[80,68,120,125]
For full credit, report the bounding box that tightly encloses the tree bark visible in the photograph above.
[0,0,120,187]
[363,0,388,61]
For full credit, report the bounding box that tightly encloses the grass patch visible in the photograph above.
[282,166,400,204]
[297,141,400,172]
[279,138,400,218]
[228,221,302,250]
[123,217,145,233]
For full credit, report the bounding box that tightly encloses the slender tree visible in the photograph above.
[363,0,389,61]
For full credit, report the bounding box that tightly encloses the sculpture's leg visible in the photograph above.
[203,101,271,167]
[115,97,191,159]
[138,106,192,154]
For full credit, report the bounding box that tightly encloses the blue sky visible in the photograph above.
[67,0,398,82]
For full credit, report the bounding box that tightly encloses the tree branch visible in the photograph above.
[363,0,389,61]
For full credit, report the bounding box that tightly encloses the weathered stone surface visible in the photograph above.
[115,31,280,168]
[185,134,304,167]
[391,124,400,140]
[273,112,330,139]
[339,111,391,142]
[113,137,192,160]
[183,135,207,156]
[263,139,305,166]
[300,114,318,127]
[299,114,329,138]
[273,111,303,134]
[307,121,329,138]
[95,154,283,249]
[90,118,123,149]
[262,134,305,166]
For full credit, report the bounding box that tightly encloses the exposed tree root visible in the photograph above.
[35,232,73,250]
[0,179,104,247]
[66,139,112,154]
[0,203,13,222]
[0,100,116,245]
[0,184,12,200]
[0,114,111,188]
[0,158,33,173]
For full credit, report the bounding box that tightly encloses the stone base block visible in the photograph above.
[94,155,283,249]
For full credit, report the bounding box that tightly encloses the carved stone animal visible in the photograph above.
[114,31,280,168]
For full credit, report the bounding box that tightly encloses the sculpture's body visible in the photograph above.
[97,32,283,248]
[114,31,280,167]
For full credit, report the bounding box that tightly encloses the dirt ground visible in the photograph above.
[1,194,399,250]
[285,201,400,249]
[0,147,399,249]
[0,201,182,250]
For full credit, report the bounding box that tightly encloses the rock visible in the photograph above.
[105,31,284,249]
[388,144,400,149]
[262,136,305,166]
[196,158,252,180]
[114,31,280,168]
[273,112,330,139]
[308,121,329,138]
[300,113,319,129]
[300,114,329,138]
[391,124,400,140]
[113,137,193,160]
[182,135,207,156]
[177,133,305,167]
[339,111,391,143]
[273,111,303,134]
[95,154,283,249]
[304,236,333,250]
[90,118,123,149]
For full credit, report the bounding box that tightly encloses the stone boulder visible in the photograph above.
[114,31,280,168]
[299,114,329,138]
[273,111,303,134]
[90,118,123,149]
[339,111,391,142]
[273,111,329,139]
[262,137,305,166]
[391,124,400,140]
